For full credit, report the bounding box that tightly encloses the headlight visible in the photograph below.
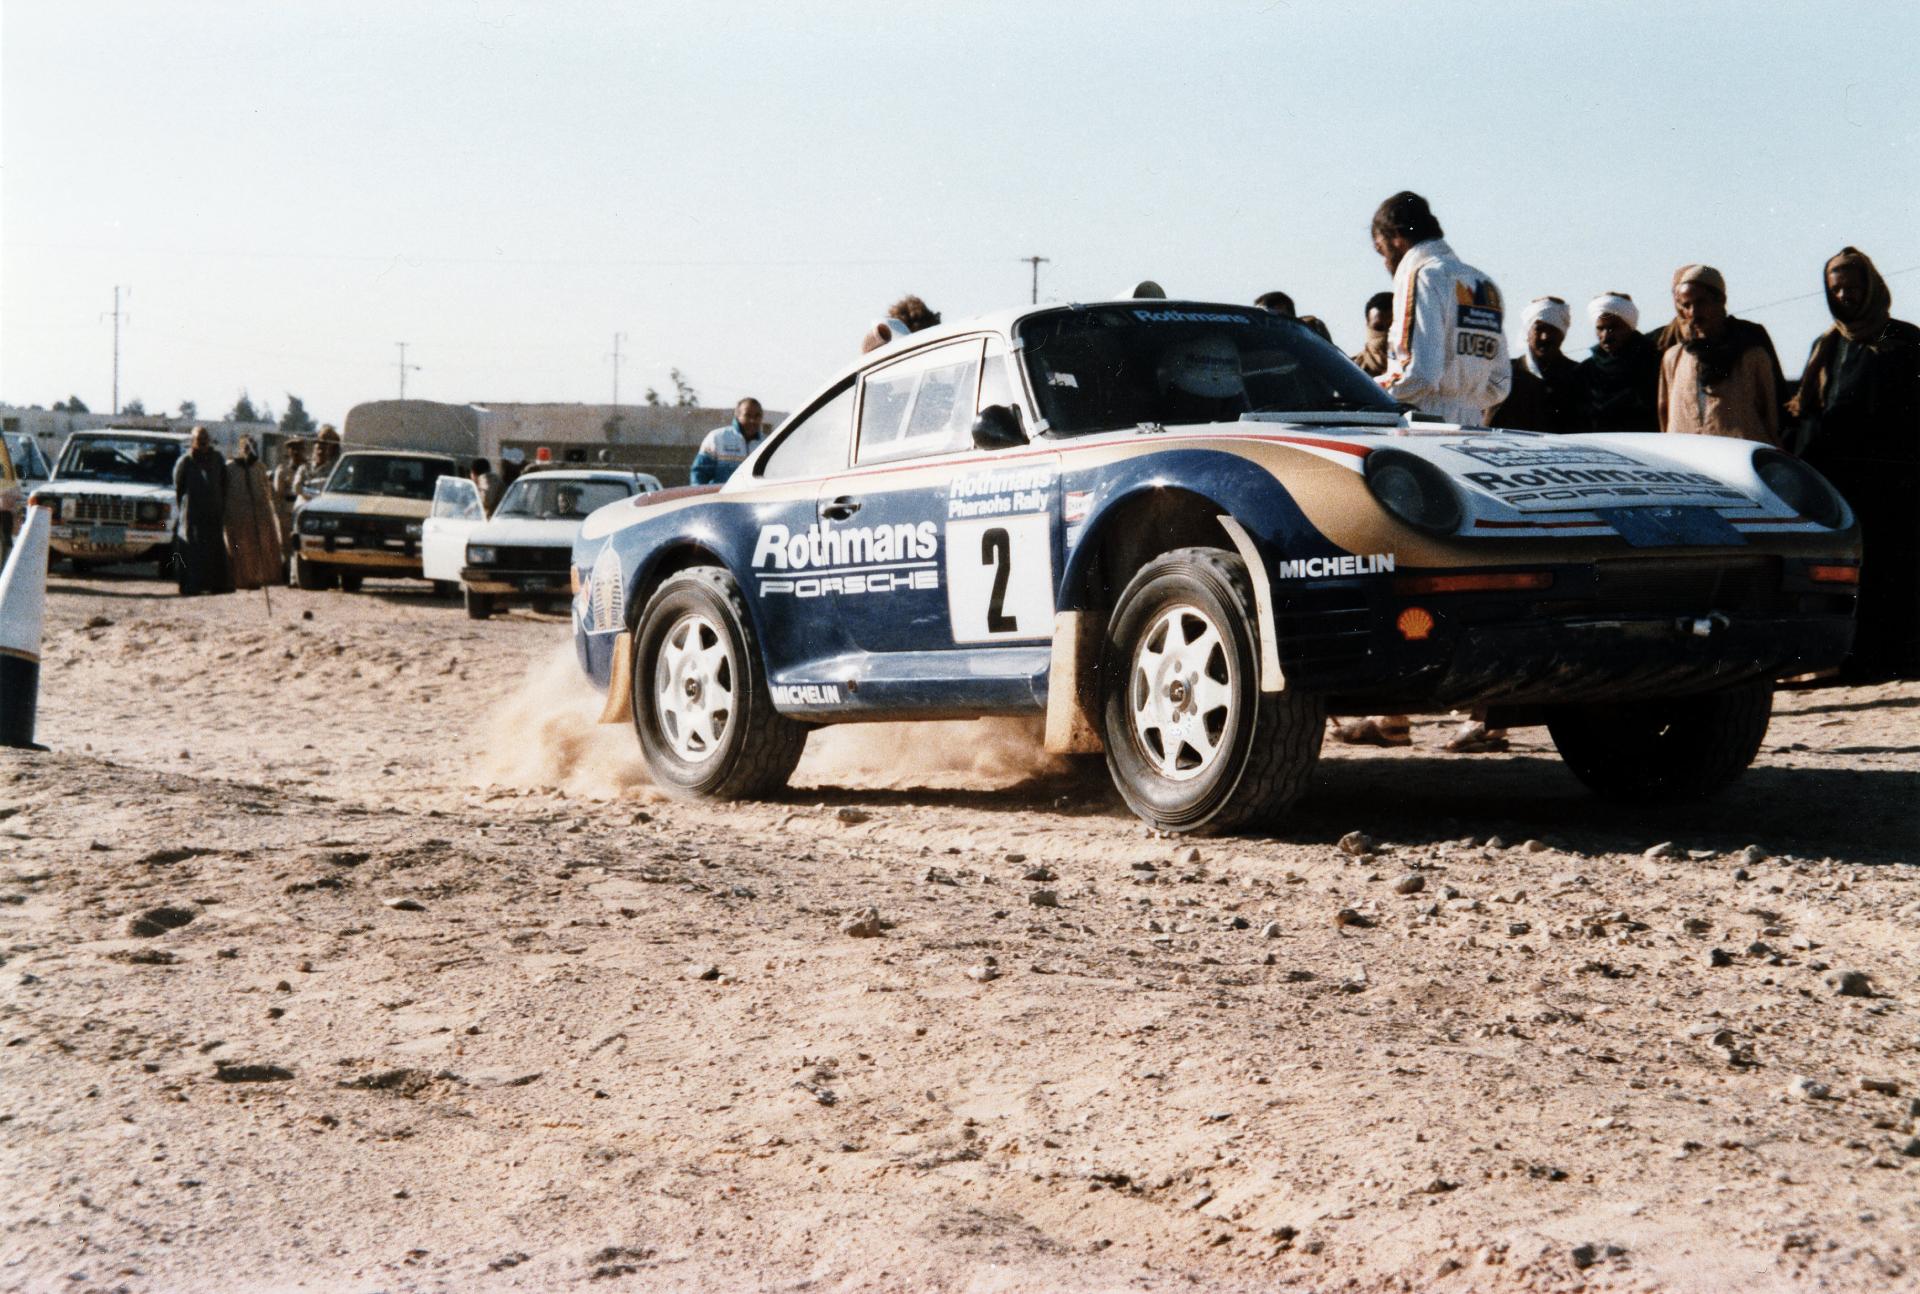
[404,521,423,538]
[1365,449,1462,536]
[1754,450,1846,529]
[302,515,340,534]
[136,501,162,524]
[468,545,495,565]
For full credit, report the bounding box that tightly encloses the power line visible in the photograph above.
[1021,254,1050,305]
[1739,264,1920,316]
[395,342,421,398]
[102,286,130,414]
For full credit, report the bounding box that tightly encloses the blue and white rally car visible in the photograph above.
[570,296,1860,833]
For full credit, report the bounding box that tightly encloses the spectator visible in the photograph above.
[470,457,504,515]
[172,425,231,596]
[294,424,340,499]
[689,398,766,486]
[1254,290,1296,317]
[271,438,306,565]
[1297,315,1335,343]
[863,294,942,353]
[223,435,281,591]
[500,447,527,488]
[1495,296,1585,432]
[1370,191,1511,424]
[1657,265,1780,444]
[1350,291,1393,376]
[1580,293,1662,432]
[1788,247,1920,679]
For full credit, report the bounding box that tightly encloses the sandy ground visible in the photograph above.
[3,569,1918,1293]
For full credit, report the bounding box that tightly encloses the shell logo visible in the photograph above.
[1396,607,1435,642]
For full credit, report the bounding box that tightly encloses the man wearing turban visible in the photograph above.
[1657,264,1782,444]
[1580,293,1662,432]
[1494,296,1585,433]
[1789,247,1920,678]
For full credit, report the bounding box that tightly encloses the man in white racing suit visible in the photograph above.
[1371,191,1511,427]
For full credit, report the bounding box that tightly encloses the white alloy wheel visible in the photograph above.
[1127,603,1235,782]
[654,610,736,763]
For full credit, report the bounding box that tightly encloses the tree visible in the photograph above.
[228,391,262,423]
[670,368,699,408]
[279,395,317,436]
[643,387,661,407]
[121,398,146,416]
[178,399,197,419]
[52,395,90,413]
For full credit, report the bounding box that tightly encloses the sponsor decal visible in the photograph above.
[1453,279,1503,333]
[1276,552,1396,578]
[1063,490,1092,524]
[771,683,841,706]
[1450,440,1641,470]
[751,521,938,571]
[948,466,1055,519]
[759,569,940,599]
[584,545,624,632]
[1131,309,1258,326]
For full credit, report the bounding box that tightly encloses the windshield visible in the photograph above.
[1017,306,1398,435]
[55,435,183,485]
[324,454,455,500]
[495,477,632,520]
[5,433,50,479]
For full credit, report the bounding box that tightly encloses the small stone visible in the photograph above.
[1421,1177,1457,1194]
[1732,867,1752,882]
[1643,841,1680,860]
[1484,836,1507,851]
[1858,1077,1900,1096]
[382,897,426,912]
[1393,873,1425,895]
[1334,907,1375,929]
[1522,839,1550,853]
[1784,1075,1831,1102]
[1825,968,1874,997]
[839,907,884,938]
[1681,916,1713,935]
[1004,852,1028,864]
[1028,889,1061,908]
[1506,921,1531,937]
[1260,921,1281,939]
[1178,847,1203,865]
[1737,845,1768,866]
[966,963,1000,983]
[1021,865,1056,883]
[127,906,196,938]
[1708,948,1734,968]
[1338,831,1375,857]
[683,963,720,981]
[834,807,871,825]
[1570,1243,1598,1269]
[923,867,958,886]
[213,1061,295,1083]
[1899,1138,1920,1158]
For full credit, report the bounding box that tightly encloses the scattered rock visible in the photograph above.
[1337,831,1374,857]
[1681,916,1713,936]
[683,963,721,982]
[1858,1076,1900,1096]
[922,867,958,886]
[1737,845,1768,866]
[1485,836,1508,851]
[1393,873,1425,895]
[839,908,884,938]
[1708,948,1734,968]
[1522,838,1550,853]
[214,1062,294,1083]
[337,1068,437,1095]
[128,906,197,938]
[834,807,871,825]
[1260,921,1281,939]
[1506,921,1531,937]
[1334,908,1375,929]
[382,897,426,912]
[1021,865,1057,883]
[1178,847,1203,864]
[111,948,178,966]
[966,958,1000,983]
[1900,1138,1920,1159]
[1027,889,1061,908]
[1643,842,1681,860]
[1824,968,1874,997]
[1005,852,1028,864]
[1784,1075,1832,1102]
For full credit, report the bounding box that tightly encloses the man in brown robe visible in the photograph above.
[172,426,231,596]
[223,436,282,590]
[1657,265,1781,444]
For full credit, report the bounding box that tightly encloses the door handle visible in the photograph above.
[821,495,862,521]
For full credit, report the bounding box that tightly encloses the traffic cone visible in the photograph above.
[0,500,51,749]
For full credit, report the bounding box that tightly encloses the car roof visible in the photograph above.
[513,468,648,483]
[71,428,187,442]
[340,449,460,460]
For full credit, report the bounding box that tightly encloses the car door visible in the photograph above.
[819,336,1060,685]
[421,475,483,583]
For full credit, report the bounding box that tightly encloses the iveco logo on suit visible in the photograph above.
[1276,553,1396,578]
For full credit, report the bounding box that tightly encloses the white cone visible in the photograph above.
[0,503,51,748]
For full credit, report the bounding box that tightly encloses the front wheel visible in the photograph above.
[1101,547,1324,834]
[295,557,335,591]
[1546,682,1773,803]
[465,589,494,620]
[631,566,807,800]
[338,573,364,593]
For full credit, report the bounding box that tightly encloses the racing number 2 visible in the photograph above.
[945,514,1053,643]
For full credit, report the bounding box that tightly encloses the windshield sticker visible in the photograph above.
[1130,309,1257,326]
[1047,372,1080,388]
[1276,553,1395,578]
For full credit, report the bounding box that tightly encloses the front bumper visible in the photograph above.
[1279,555,1858,711]
[50,523,173,560]
[462,566,570,599]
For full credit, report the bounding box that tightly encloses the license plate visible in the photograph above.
[521,576,552,590]
[90,524,126,545]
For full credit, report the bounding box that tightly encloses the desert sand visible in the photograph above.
[2,570,1916,1293]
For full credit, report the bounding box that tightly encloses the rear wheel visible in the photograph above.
[1101,547,1324,834]
[465,589,494,620]
[631,566,807,800]
[295,557,335,591]
[1546,682,1773,803]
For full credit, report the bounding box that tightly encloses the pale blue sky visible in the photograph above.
[4,1,1916,424]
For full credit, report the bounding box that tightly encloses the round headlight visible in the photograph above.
[1754,451,1846,529]
[136,501,161,524]
[1365,450,1462,536]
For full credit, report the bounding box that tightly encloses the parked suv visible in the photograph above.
[30,429,184,576]
[293,449,460,591]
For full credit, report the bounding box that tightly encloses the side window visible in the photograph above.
[431,475,483,520]
[978,338,1015,413]
[856,339,985,465]
[758,381,853,481]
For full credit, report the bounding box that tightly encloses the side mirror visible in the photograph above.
[971,404,1027,451]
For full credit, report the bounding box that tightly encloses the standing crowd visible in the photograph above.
[170,422,342,596]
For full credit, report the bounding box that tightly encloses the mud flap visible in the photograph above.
[1216,516,1285,693]
[1043,610,1104,754]
[597,631,634,725]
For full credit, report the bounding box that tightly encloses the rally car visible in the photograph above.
[30,429,186,576]
[569,297,1860,833]
[294,449,461,591]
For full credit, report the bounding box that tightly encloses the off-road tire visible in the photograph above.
[338,573,364,593]
[465,589,494,620]
[295,558,335,591]
[1101,547,1324,834]
[432,580,457,600]
[1546,681,1773,803]
[631,565,807,800]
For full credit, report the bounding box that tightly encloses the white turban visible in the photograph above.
[1521,296,1572,339]
[1587,292,1640,330]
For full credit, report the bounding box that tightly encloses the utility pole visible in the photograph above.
[607,332,627,410]
[1021,255,1050,305]
[395,342,421,399]
[104,286,130,414]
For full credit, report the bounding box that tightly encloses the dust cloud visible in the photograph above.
[477,644,1071,797]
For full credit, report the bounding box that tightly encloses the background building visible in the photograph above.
[0,406,277,471]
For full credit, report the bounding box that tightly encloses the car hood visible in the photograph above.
[302,494,433,518]
[33,479,174,503]
[469,517,585,547]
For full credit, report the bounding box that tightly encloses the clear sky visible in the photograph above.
[4,1,1917,425]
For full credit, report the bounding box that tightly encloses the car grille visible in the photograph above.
[66,494,146,524]
[492,546,570,572]
[1580,556,1785,615]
